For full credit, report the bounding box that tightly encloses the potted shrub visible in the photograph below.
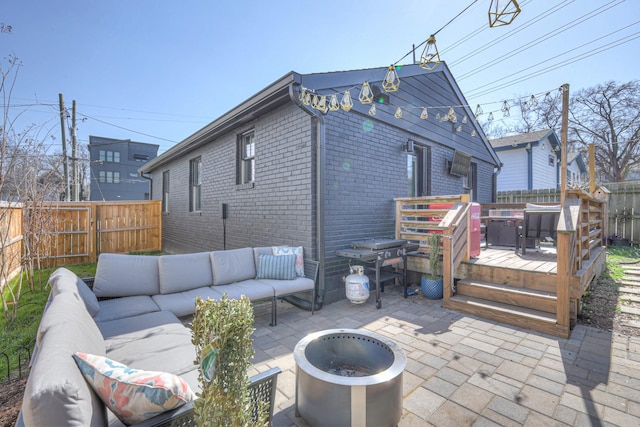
[191,295,268,426]
[421,232,443,299]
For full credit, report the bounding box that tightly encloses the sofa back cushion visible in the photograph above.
[158,252,214,294]
[93,253,160,297]
[48,267,100,317]
[22,292,107,427]
[210,248,256,286]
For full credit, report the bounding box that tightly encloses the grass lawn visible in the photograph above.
[0,263,97,382]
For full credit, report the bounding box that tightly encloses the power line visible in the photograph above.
[76,112,180,144]
[467,31,640,98]
[455,0,628,81]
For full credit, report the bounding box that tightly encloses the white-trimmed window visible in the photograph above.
[237,131,255,185]
[162,171,170,213]
[189,157,201,212]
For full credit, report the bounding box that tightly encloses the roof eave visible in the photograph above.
[141,72,301,173]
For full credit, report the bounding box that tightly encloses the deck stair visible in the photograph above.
[445,260,570,337]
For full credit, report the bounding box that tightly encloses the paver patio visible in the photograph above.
[248,284,640,427]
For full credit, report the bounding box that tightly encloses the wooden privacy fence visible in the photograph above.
[0,202,23,286]
[497,181,640,246]
[1,200,161,272]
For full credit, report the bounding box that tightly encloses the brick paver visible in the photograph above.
[249,285,640,426]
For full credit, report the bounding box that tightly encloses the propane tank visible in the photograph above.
[344,265,370,304]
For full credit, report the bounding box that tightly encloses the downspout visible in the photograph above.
[282,82,326,311]
[140,173,152,200]
[526,145,533,190]
[493,162,503,203]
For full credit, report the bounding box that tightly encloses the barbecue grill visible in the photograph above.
[336,238,419,309]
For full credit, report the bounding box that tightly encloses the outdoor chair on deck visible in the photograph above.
[516,205,561,255]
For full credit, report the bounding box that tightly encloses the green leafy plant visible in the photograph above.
[423,232,443,280]
[191,295,266,427]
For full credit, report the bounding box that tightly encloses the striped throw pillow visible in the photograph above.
[256,254,297,280]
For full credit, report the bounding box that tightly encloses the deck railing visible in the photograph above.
[556,190,606,329]
[394,195,470,300]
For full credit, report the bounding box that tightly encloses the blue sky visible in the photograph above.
[3,0,639,154]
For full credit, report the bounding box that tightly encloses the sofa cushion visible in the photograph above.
[210,279,275,302]
[158,252,214,294]
[93,253,160,297]
[72,352,195,425]
[99,310,185,343]
[22,292,107,427]
[210,248,256,286]
[94,295,160,323]
[152,286,223,317]
[257,277,316,297]
[106,332,197,377]
[272,246,305,277]
[48,267,100,317]
[257,254,297,280]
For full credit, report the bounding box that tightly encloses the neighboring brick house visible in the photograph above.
[89,136,158,201]
[139,63,501,306]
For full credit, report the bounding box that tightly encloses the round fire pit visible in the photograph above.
[294,328,406,427]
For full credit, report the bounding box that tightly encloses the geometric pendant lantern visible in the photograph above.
[419,36,441,71]
[488,0,521,28]
[382,65,400,92]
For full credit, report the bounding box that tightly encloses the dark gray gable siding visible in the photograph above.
[152,103,315,255]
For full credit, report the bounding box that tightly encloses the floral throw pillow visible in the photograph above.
[272,246,304,277]
[72,352,195,425]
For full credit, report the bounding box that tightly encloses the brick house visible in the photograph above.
[139,63,500,306]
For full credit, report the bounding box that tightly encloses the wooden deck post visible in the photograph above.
[556,198,580,330]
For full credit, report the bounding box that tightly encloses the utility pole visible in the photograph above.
[71,100,78,201]
[560,83,569,205]
[58,93,69,201]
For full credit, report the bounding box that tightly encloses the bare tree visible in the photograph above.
[1,53,65,321]
[481,81,640,183]
[570,80,640,182]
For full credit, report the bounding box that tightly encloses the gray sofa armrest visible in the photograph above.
[131,367,282,427]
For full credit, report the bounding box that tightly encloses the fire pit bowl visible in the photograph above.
[294,328,406,427]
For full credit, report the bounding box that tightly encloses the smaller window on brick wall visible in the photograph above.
[237,131,255,185]
[162,171,170,213]
[189,157,201,212]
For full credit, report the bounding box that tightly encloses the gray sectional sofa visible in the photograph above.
[18,247,319,427]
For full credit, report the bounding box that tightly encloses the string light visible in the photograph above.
[394,107,403,118]
[529,95,538,108]
[501,100,510,117]
[488,112,494,122]
[368,104,376,116]
[420,107,429,120]
[303,91,312,106]
[382,65,400,92]
[359,82,374,104]
[329,94,340,111]
[340,90,353,112]
[419,36,441,71]
[475,104,483,117]
[447,107,457,123]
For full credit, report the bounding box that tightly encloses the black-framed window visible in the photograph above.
[237,131,255,185]
[99,150,120,163]
[98,171,120,183]
[408,145,431,197]
[463,162,478,202]
[162,171,170,213]
[189,157,201,212]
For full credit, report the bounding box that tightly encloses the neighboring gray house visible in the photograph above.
[491,129,562,191]
[139,63,501,306]
[89,136,159,201]
[567,151,588,188]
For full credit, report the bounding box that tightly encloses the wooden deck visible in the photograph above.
[468,245,557,275]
